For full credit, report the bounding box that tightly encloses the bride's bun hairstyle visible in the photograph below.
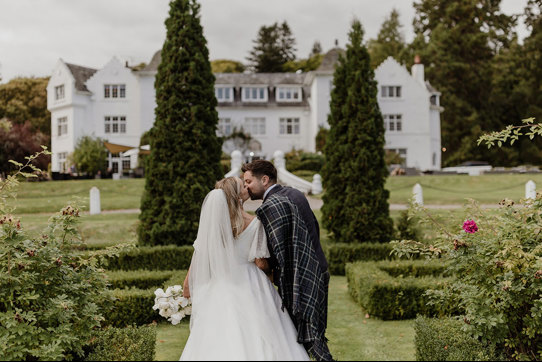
[215,177,244,238]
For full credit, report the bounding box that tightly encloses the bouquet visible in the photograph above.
[152,285,192,325]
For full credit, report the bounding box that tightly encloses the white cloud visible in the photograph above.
[0,0,529,83]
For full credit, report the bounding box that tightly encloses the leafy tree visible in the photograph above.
[282,53,322,72]
[138,0,223,247]
[367,9,407,68]
[71,136,108,177]
[211,59,245,73]
[315,126,328,152]
[0,120,49,176]
[247,21,297,72]
[310,40,323,57]
[321,19,394,243]
[412,0,516,166]
[0,77,50,136]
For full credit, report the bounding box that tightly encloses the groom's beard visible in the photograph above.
[248,188,264,200]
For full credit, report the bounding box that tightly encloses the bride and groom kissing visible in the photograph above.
[179,160,333,361]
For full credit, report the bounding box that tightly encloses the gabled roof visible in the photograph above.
[65,63,97,92]
[215,73,306,86]
[316,47,345,72]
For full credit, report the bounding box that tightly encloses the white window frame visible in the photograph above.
[279,118,300,135]
[383,114,402,132]
[215,86,234,102]
[58,152,68,173]
[104,84,126,99]
[57,117,68,137]
[276,86,302,102]
[241,86,268,102]
[381,86,402,98]
[386,148,407,164]
[104,116,127,134]
[55,85,65,100]
[217,118,232,137]
[244,117,266,136]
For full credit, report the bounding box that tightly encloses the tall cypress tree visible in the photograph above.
[138,0,223,246]
[321,20,394,244]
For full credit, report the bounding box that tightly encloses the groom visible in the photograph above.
[242,160,333,361]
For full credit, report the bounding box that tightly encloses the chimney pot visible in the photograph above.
[414,55,421,64]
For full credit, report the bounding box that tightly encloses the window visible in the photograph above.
[111,162,119,174]
[386,148,407,164]
[215,87,233,102]
[57,117,68,136]
[104,84,126,98]
[242,87,267,102]
[279,118,300,135]
[217,118,232,136]
[55,85,65,100]
[105,116,127,134]
[244,117,266,135]
[122,160,131,171]
[276,87,301,102]
[432,152,437,166]
[383,114,402,132]
[58,152,67,173]
[381,86,402,98]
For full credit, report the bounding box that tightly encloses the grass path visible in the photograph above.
[155,276,415,361]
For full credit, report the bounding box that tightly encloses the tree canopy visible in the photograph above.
[247,21,297,72]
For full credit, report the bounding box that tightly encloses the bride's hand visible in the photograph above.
[183,272,191,298]
[255,258,270,274]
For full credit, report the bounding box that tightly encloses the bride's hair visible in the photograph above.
[215,177,244,238]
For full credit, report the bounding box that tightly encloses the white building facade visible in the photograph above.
[47,49,442,174]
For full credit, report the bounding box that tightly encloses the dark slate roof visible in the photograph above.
[317,47,345,72]
[214,73,306,86]
[65,63,97,92]
[142,51,161,72]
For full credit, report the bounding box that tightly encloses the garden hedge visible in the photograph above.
[104,245,193,271]
[102,270,188,327]
[323,242,395,275]
[414,316,504,361]
[345,260,450,320]
[85,324,157,361]
[105,270,178,290]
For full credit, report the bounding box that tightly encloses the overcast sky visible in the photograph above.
[0,0,529,83]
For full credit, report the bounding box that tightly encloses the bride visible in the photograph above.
[179,177,310,361]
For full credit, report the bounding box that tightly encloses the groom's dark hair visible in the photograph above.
[241,160,277,183]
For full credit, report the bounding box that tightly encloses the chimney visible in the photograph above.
[411,55,425,86]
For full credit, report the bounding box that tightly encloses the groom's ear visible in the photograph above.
[261,175,269,187]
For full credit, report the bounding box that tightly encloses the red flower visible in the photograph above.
[463,220,478,234]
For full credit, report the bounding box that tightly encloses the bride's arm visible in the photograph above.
[183,266,191,298]
[254,258,270,274]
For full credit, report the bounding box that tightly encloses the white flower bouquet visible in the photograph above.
[152,285,192,325]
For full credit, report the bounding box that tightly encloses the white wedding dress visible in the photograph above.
[179,190,310,361]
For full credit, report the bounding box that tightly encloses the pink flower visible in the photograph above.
[463,220,478,234]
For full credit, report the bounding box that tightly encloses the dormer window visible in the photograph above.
[277,86,302,102]
[242,86,267,102]
[55,85,65,100]
[381,86,402,98]
[215,86,233,102]
[104,84,126,99]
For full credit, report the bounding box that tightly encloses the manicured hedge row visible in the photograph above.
[345,260,450,320]
[85,324,157,361]
[106,270,178,290]
[104,245,193,271]
[414,316,504,361]
[102,270,188,327]
[323,242,395,275]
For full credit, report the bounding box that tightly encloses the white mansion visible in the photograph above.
[47,49,443,174]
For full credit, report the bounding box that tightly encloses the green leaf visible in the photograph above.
[8,160,23,167]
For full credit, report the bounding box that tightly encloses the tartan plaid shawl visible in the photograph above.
[256,193,333,361]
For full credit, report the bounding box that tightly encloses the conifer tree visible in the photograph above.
[367,9,407,68]
[138,0,223,246]
[247,21,297,72]
[321,20,394,243]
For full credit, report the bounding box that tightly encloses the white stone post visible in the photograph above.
[90,187,101,215]
[231,150,242,171]
[413,183,424,206]
[526,180,536,200]
[273,150,286,169]
[312,174,322,195]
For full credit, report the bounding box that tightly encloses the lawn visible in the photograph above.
[154,276,415,361]
[10,174,541,215]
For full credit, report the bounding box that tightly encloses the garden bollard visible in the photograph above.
[526,180,536,200]
[312,174,322,195]
[90,187,101,215]
[413,183,424,206]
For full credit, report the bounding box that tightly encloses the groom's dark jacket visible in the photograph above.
[256,185,332,361]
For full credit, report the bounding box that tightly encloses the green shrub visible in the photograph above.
[415,316,504,361]
[102,270,188,327]
[85,324,157,361]
[323,242,394,275]
[104,245,193,271]
[285,149,325,172]
[106,270,177,290]
[345,260,450,320]
[395,209,422,241]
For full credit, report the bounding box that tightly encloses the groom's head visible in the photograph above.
[242,160,277,200]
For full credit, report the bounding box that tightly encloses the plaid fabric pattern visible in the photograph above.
[256,193,333,361]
